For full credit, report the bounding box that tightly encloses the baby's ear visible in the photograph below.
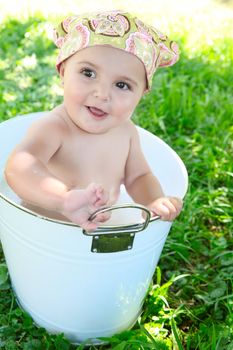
[59,62,65,80]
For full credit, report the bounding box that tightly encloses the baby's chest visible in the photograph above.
[49,135,130,185]
[75,144,127,170]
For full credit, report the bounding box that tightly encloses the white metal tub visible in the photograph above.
[0,112,188,343]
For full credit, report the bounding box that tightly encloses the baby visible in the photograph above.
[5,11,183,231]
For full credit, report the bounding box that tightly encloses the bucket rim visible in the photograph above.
[0,190,159,228]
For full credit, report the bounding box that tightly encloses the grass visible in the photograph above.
[0,3,233,350]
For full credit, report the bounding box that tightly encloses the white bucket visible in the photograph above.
[0,113,188,344]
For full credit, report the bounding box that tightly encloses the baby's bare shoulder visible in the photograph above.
[116,120,137,138]
[31,105,68,132]
[13,106,70,159]
[123,120,140,142]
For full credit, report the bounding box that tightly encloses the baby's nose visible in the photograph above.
[93,84,110,101]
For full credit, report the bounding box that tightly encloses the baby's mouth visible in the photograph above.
[87,106,108,118]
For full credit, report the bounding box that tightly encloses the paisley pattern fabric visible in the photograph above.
[54,11,179,90]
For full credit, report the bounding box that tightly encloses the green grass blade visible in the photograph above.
[171,318,184,350]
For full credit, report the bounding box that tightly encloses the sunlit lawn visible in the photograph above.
[0,1,233,349]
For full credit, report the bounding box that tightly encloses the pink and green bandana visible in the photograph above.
[53,11,179,90]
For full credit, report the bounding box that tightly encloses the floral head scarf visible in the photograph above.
[54,10,179,90]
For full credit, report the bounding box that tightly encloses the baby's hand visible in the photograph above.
[62,183,110,231]
[147,196,183,221]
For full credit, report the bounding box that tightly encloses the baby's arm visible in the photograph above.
[4,115,108,229]
[126,173,182,221]
[124,124,183,221]
[5,115,69,211]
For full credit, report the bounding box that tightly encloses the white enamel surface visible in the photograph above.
[0,113,188,343]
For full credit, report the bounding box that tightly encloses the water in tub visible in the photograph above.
[0,176,143,226]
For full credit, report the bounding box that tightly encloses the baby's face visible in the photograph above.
[59,46,146,134]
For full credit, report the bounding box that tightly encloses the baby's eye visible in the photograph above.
[81,68,96,78]
[116,81,131,90]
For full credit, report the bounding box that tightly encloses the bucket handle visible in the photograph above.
[83,203,157,236]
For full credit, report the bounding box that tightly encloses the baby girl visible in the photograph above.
[5,11,183,231]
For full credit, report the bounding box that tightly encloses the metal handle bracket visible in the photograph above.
[83,203,151,236]
[83,203,154,253]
